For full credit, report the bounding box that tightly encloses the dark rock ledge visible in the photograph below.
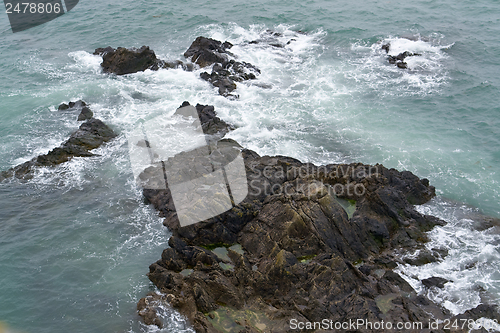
[0,101,116,181]
[136,102,500,332]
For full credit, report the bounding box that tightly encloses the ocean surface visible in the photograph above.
[0,0,499,332]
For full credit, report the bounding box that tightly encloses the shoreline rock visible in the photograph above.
[137,102,499,332]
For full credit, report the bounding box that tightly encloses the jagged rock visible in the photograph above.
[58,100,87,111]
[58,103,70,110]
[184,36,233,68]
[397,61,408,69]
[386,50,421,69]
[0,118,116,181]
[421,277,450,289]
[58,100,93,121]
[94,46,163,75]
[137,102,494,333]
[184,37,260,97]
[77,106,93,121]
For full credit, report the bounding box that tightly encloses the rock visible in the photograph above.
[136,102,492,332]
[382,43,390,53]
[397,61,408,69]
[58,100,93,121]
[404,249,439,266]
[58,103,69,110]
[386,50,421,69]
[184,37,260,97]
[58,100,86,111]
[94,46,162,75]
[452,304,500,325]
[69,100,86,108]
[0,118,116,181]
[184,37,233,68]
[137,294,164,328]
[421,277,450,289]
[77,107,93,121]
[92,39,261,98]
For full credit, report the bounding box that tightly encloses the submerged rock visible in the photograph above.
[93,46,192,75]
[184,37,260,97]
[93,38,260,97]
[77,106,93,121]
[421,276,450,289]
[184,36,233,68]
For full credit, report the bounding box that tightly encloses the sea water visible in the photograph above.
[0,0,499,332]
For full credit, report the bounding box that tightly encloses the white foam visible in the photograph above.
[67,51,103,74]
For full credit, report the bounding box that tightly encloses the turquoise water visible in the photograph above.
[1,0,500,332]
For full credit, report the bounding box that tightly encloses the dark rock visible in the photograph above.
[0,118,116,181]
[452,304,500,324]
[137,294,164,328]
[184,37,260,97]
[184,37,233,68]
[386,50,422,69]
[136,102,486,332]
[397,61,408,69]
[94,46,162,75]
[58,103,69,110]
[421,277,450,289]
[404,249,439,266]
[77,107,93,121]
[58,100,86,111]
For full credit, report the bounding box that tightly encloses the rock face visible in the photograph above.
[93,46,192,75]
[184,37,234,68]
[421,277,450,289]
[94,46,162,75]
[136,103,496,332]
[93,37,261,97]
[184,37,260,97]
[0,103,116,181]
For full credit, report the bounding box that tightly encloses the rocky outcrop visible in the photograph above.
[381,43,421,69]
[136,102,496,332]
[58,99,93,120]
[93,39,260,97]
[184,37,234,68]
[93,46,192,75]
[184,37,260,97]
[0,102,116,181]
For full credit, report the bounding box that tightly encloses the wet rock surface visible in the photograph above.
[0,102,116,181]
[136,103,497,332]
[421,277,450,289]
[185,37,260,97]
[94,46,192,75]
[93,37,262,97]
